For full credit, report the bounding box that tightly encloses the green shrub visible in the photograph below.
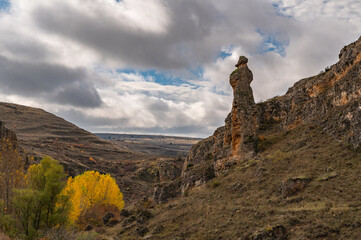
[210,180,221,188]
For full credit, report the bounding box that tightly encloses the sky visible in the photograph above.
[0,0,360,137]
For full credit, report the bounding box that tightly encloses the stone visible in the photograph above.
[84,225,93,231]
[235,56,248,68]
[136,225,149,237]
[108,219,120,227]
[280,178,311,197]
[153,179,182,204]
[102,212,115,226]
[120,209,132,218]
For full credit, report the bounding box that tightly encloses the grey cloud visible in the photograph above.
[147,99,170,113]
[53,81,103,108]
[32,0,280,71]
[0,55,102,107]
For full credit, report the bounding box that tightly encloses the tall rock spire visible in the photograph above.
[228,56,257,161]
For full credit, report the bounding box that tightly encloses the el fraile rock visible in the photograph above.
[225,56,257,167]
[182,36,361,193]
[182,55,258,193]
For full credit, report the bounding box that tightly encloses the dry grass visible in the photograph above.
[0,232,10,240]
[106,124,361,239]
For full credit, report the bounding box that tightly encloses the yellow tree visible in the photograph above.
[61,171,124,226]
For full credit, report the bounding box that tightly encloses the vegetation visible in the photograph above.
[0,139,25,211]
[11,157,69,239]
[60,171,124,228]
[0,138,125,239]
[113,124,361,239]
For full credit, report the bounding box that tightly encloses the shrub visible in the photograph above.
[210,180,221,188]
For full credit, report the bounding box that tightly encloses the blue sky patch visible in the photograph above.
[257,31,289,57]
[218,51,232,60]
[117,69,190,87]
[271,2,293,19]
[0,0,10,10]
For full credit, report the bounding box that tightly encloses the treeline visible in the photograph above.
[0,138,124,240]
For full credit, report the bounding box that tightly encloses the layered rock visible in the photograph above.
[182,36,361,192]
[258,36,361,146]
[226,56,257,165]
[182,56,257,192]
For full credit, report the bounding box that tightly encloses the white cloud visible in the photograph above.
[0,0,360,137]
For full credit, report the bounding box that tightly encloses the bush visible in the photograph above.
[0,200,18,238]
[209,180,221,188]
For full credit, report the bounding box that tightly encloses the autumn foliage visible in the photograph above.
[0,138,25,212]
[60,171,124,227]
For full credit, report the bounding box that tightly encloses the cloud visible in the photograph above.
[0,55,102,107]
[0,0,360,137]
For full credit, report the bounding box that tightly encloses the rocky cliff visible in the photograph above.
[182,36,361,193]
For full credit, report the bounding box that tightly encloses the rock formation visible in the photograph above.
[224,56,257,167]
[182,56,258,192]
[182,36,361,193]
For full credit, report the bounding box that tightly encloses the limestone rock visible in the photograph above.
[153,179,182,204]
[182,36,361,192]
[228,56,257,163]
[182,56,258,191]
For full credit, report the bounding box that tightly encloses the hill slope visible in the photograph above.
[0,103,185,203]
[105,36,361,239]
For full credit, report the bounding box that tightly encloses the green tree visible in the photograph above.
[12,189,38,239]
[12,156,69,238]
[26,156,68,229]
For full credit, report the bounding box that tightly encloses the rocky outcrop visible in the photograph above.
[258,36,361,147]
[226,56,257,165]
[182,36,361,192]
[182,56,258,192]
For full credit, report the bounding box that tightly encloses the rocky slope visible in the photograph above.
[182,36,361,193]
[106,36,361,240]
[0,103,183,203]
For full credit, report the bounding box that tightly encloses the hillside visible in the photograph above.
[1,36,360,239]
[0,103,185,203]
[99,36,361,239]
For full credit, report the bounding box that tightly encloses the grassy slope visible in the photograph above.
[108,124,361,239]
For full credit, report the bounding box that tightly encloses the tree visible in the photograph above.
[26,156,68,229]
[61,171,124,227]
[0,138,25,212]
[12,156,68,239]
[12,189,38,239]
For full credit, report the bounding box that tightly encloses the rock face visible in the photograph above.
[182,36,361,192]
[182,56,258,192]
[227,56,257,165]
